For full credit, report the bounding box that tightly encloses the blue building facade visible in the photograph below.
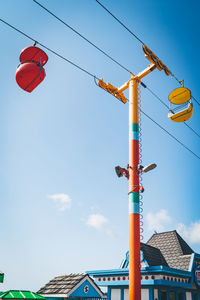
[87,231,200,300]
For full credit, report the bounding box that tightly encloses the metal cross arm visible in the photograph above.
[142,45,170,76]
[97,63,156,104]
[98,78,127,103]
[118,63,156,94]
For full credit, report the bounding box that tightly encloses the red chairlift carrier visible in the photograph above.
[15,45,48,92]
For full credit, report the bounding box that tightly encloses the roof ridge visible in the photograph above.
[141,242,159,249]
[175,231,194,254]
[173,230,183,255]
[54,273,85,279]
[146,230,177,243]
[179,254,193,258]
[37,273,87,295]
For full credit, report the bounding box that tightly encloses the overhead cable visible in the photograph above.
[95,79,200,160]
[145,86,200,138]
[0,18,97,79]
[33,0,200,137]
[94,0,200,107]
[33,0,133,75]
[141,109,200,160]
[33,1,200,134]
[95,0,144,45]
[1,18,200,161]
[192,95,200,107]
[94,0,176,78]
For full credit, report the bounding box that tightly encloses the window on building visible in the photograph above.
[111,289,121,300]
[169,292,176,300]
[193,294,198,300]
[178,293,184,300]
[160,291,167,300]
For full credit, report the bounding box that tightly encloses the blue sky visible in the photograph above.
[0,0,200,292]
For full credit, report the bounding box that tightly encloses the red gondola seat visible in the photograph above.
[15,46,48,93]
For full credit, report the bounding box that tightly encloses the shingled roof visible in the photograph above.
[141,243,168,267]
[38,273,104,298]
[146,230,194,271]
[38,273,86,295]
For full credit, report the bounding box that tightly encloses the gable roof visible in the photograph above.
[37,273,104,298]
[38,274,85,295]
[146,230,194,271]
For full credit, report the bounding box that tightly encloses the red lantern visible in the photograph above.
[15,46,48,92]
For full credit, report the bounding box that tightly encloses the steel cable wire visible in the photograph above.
[33,0,133,75]
[1,18,200,161]
[94,0,200,107]
[145,86,200,138]
[32,1,200,136]
[0,19,99,80]
[94,78,200,160]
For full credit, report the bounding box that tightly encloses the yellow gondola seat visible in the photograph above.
[168,101,193,122]
[168,87,191,104]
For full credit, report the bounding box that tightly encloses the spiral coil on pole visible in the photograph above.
[138,84,144,242]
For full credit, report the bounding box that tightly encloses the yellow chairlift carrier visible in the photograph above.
[168,87,193,122]
[168,87,191,104]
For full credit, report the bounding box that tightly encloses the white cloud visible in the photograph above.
[86,213,108,230]
[177,221,200,244]
[48,193,72,212]
[146,209,172,232]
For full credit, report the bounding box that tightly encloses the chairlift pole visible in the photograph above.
[128,77,141,300]
[98,54,162,300]
[115,63,157,300]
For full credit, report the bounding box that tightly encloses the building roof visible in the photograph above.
[120,231,194,271]
[37,273,104,298]
[0,291,45,299]
[38,273,85,295]
[146,230,194,271]
[141,243,168,267]
[87,230,198,290]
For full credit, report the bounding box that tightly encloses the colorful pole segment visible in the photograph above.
[129,78,141,300]
[97,63,156,300]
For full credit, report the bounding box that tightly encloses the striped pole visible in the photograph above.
[129,78,141,300]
